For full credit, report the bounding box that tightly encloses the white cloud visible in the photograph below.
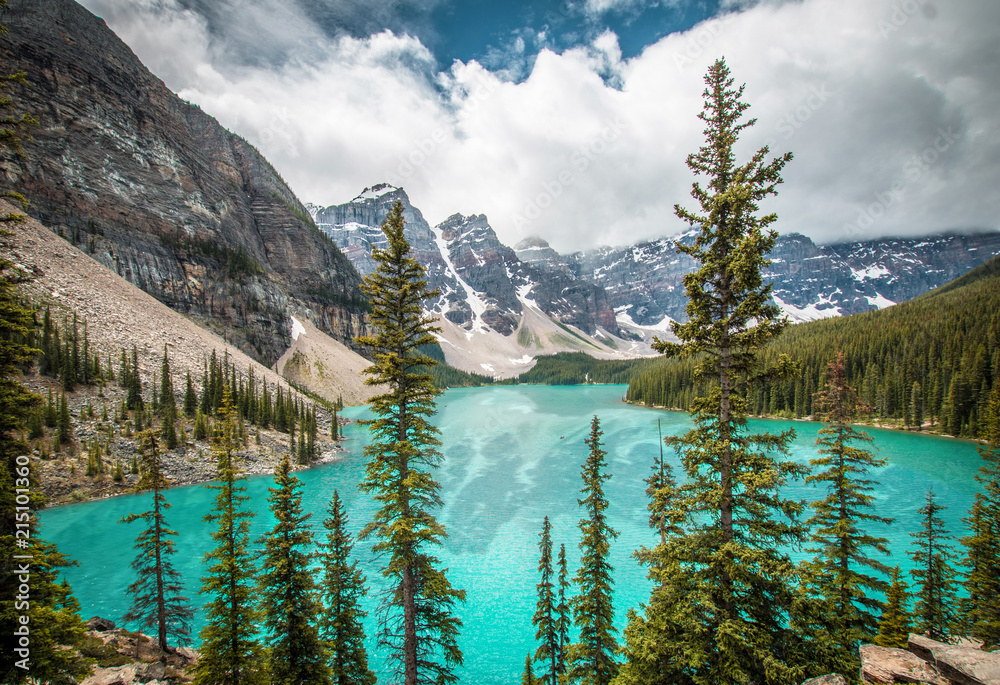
[583,0,673,19]
[80,0,1000,252]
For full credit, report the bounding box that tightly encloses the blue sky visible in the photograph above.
[428,0,718,69]
[79,0,1000,252]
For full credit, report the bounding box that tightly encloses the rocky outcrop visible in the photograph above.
[908,635,1000,685]
[0,0,366,365]
[86,617,116,632]
[860,636,1000,685]
[861,644,949,684]
[78,625,198,685]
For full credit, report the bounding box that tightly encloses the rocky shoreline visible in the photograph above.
[629,401,986,444]
[26,374,355,509]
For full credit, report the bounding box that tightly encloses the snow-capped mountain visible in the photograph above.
[519,231,1000,327]
[313,185,1000,374]
[311,186,631,377]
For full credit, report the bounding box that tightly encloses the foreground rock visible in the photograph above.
[79,624,198,685]
[908,635,1000,685]
[861,644,949,684]
[803,675,848,685]
[860,635,1000,685]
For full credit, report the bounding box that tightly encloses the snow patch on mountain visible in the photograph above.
[865,293,896,309]
[430,223,489,338]
[352,183,398,203]
[773,295,842,323]
[516,281,540,310]
[851,265,891,281]
[290,315,306,341]
[615,306,674,333]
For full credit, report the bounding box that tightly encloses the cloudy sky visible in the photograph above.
[79,0,1000,252]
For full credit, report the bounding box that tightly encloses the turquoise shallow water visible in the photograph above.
[39,385,985,683]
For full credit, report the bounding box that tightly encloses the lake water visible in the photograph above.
[38,385,985,684]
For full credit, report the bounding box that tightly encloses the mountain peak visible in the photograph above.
[351,183,402,203]
[514,236,552,251]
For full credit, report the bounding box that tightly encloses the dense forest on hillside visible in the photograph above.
[627,255,1000,440]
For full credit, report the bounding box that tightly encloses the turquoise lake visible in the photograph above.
[38,384,985,684]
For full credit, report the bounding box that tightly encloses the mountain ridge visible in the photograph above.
[311,183,1000,377]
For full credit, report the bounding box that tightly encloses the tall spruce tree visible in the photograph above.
[120,430,192,652]
[319,491,375,685]
[555,543,571,679]
[533,516,559,685]
[909,488,959,641]
[127,345,142,411]
[627,57,807,685]
[874,567,912,649]
[258,456,330,685]
[798,351,891,672]
[193,388,264,685]
[566,416,618,685]
[355,200,465,685]
[961,382,1000,646]
[183,372,197,417]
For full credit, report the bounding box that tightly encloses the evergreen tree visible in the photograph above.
[127,345,142,411]
[874,567,912,649]
[630,57,806,685]
[555,543,571,679]
[159,346,175,418]
[120,430,193,652]
[355,200,465,685]
[319,491,375,685]
[161,407,178,450]
[258,456,330,685]
[533,516,559,685]
[911,382,923,431]
[193,388,264,685]
[566,416,618,685]
[194,409,209,441]
[798,351,891,670]
[522,654,537,685]
[183,372,197,417]
[961,383,1000,646]
[908,488,959,640]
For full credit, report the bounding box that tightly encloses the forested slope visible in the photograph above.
[626,255,1000,439]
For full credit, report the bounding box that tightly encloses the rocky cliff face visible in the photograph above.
[0,0,366,364]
